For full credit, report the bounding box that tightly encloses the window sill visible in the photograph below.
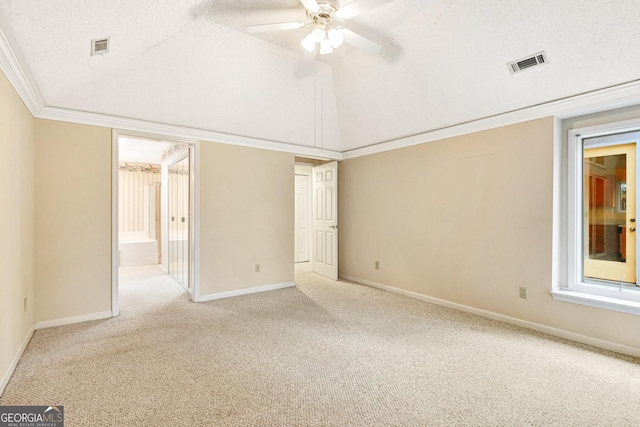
[551,289,640,316]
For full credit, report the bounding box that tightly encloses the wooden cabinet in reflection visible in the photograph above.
[586,173,626,262]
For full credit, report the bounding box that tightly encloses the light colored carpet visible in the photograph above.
[1,264,639,426]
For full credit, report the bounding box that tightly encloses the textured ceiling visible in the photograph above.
[1,0,640,153]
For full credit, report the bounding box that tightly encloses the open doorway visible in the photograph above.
[113,134,195,316]
[295,163,312,264]
[294,157,338,281]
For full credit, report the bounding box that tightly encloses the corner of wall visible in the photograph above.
[0,66,36,396]
[198,141,295,295]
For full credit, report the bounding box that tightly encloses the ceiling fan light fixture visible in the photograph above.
[301,34,317,52]
[319,38,333,55]
[248,0,386,56]
[311,25,326,43]
[328,28,344,48]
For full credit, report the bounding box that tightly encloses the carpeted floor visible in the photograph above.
[1,264,639,426]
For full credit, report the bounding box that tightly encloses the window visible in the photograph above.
[552,119,640,315]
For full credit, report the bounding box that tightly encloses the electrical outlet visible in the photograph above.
[24,297,27,311]
[519,287,528,299]
[375,261,380,270]
[255,264,260,273]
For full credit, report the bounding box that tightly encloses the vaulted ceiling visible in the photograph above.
[1,0,640,155]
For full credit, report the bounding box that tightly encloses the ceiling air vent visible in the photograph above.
[91,37,110,56]
[507,51,548,74]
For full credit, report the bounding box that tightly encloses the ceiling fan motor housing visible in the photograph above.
[245,0,384,55]
[307,0,342,24]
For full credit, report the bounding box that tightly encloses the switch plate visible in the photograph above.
[255,264,260,272]
[519,287,528,299]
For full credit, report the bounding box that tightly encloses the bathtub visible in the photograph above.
[118,232,159,267]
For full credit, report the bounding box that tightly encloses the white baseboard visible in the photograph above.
[198,281,296,302]
[35,310,112,330]
[1,325,35,397]
[341,274,640,358]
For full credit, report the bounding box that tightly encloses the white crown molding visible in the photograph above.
[37,106,343,160]
[342,80,640,159]
[0,15,44,115]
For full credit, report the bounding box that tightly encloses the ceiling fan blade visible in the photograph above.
[335,0,393,20]
[299,0,320,13]
[340,27,381,54]
[246,21,307,34]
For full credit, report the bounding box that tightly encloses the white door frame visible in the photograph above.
[111,129,200,316]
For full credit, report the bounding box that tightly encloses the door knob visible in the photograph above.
[631,218,636,223]
[631,227,636,232]
[330,225,338,229]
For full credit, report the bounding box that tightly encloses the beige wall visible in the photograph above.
[34,119,112,322]
[199,141,294,295]
[0,70,35,389]
[339,117,640,351]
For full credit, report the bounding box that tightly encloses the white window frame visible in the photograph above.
[552,117,640,315]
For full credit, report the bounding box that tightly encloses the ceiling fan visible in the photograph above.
[245,0,392,55]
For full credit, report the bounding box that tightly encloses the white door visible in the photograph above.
[312,161,338,280]
[295,174,311,263]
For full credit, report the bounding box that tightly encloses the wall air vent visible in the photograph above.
[91,37,110,56]
[507,51,548,74]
